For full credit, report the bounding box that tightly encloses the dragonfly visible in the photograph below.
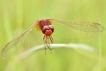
[2,19,105,59]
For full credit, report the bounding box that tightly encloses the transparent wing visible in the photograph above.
[49,19,105,40]
[50,19,105,32]
[2,24,43,59]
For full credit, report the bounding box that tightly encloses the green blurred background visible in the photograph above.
[0,0,106,71]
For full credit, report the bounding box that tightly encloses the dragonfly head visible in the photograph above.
[42,25,54,36]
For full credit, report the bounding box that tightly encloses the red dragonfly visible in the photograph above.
[2,19,105,59]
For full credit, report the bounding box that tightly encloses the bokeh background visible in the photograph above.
[0,0,106,71]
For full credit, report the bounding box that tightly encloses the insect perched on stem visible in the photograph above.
[36,20,54,54]
[2,19,105,59]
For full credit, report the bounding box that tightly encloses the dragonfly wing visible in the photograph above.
[2,24,43,59]
[50,19,105,32]
[49,19,104,40]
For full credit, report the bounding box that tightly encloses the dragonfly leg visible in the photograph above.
[49,36,54,44]
[43,35,46,55]
[45,36,52,54]
[43,35,52,54]
[46,36,50,47]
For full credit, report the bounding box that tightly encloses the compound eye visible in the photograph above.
[48,25,54,32]
[42,26,49,34]
[48,25,53,29]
